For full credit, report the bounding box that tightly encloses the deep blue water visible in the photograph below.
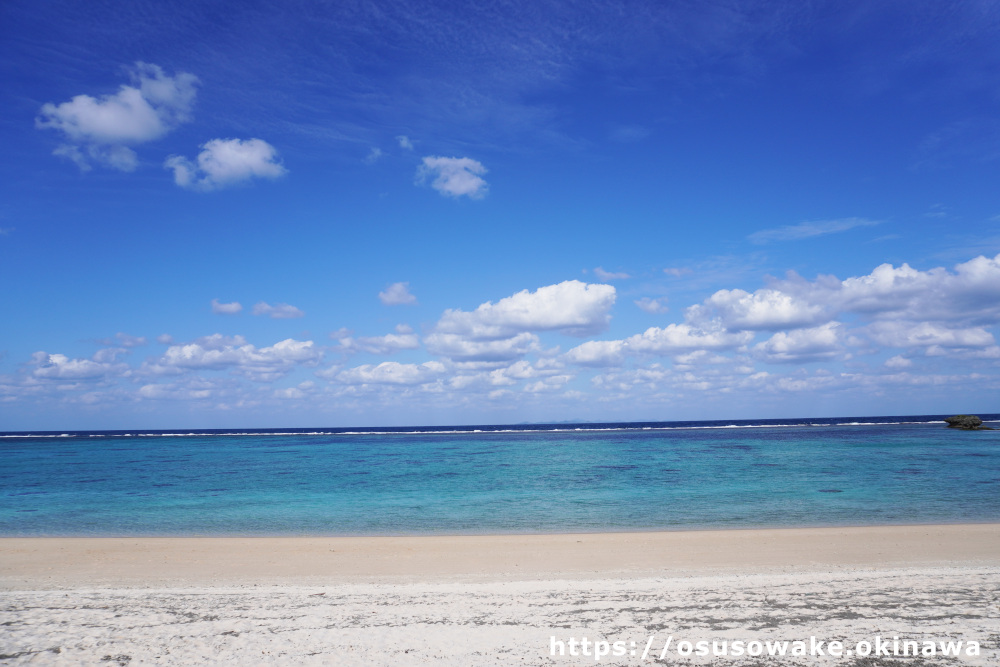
[2,415,999,536]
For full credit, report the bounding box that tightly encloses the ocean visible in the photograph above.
[2,415,999,536]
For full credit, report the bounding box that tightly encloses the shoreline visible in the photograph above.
[3,523,998,589]
[5,524,999,664]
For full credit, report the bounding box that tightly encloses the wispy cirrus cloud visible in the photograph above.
[211,299,243,315]
[635,297,669,314]
[749,217,881,244]
[252,302,304,319]
[593,267,630,281]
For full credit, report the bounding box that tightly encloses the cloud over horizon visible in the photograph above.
[252,302,304,319]
[6,254,1000,422]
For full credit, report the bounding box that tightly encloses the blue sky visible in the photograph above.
[2,0,999,429]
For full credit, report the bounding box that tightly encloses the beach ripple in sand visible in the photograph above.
[1,567,998,666]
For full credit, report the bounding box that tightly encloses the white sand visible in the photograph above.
[2,525,999,665]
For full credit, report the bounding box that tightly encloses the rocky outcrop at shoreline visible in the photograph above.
[944,415,989,430]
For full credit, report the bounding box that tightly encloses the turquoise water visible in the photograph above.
[2,417,999,535]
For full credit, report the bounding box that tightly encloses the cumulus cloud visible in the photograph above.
[147,335,320,381]
[340,324,421,355]
[635,297,669,314]
[523,375,572,393]
[563,340,627,367]
[775,253,1000,326]
[379,282,417,306]
[569,254,1000,371]
[363,147,383,164]
[36,62,198,171]
[625,324,754,355]
[416,156,488,199]
[274,381,315,400]
[31,351,128,380]
[211,299,243,315]
[748,217,880,244]
[687,288,829,332]
[396,135,414,150]
[425,281,615,364]
[252,302,304,319]
[593,267,630,280]
[425,332,540,362]
[334,361,446,385]
[564,322,753,368]
[435,280,616,340]
[165,138,286,191]
[752,323,843,363]
[884,355,912,369]
[865,322,995,349]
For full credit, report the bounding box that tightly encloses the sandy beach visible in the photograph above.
[2,524,999,665]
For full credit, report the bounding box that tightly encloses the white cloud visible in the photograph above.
[31,352,128,380]
[165,138,287,191]
[156,334,173,345]
[416,156,488,199]
[884,355,913,369]
[673,350,734,367]
[564,323,751,368]
[523,375,572,393]
[53,144,138,172]
[148,335,320,381]
[363,147,383,164]
[693,253,1000,333]
[435,280,616,340]
[425,332,539,362]
[748,217,880,244]
[252,302,304,319]
[752,323,843,363]
[866,321,995,349]
[626,323,754,355]
[687,288,829,331]
[427,281,614,363]
[342,324,421,355]
[396,135,414,150]
[563,340,627,367]
[138,382,215,401]
[379,282,417,306]
[37,62,198,171]
[335,361,446,386]
[663,267,692,277]
[211,299,243,315]
[593,267,630,280]
[274,381,315,400]
[635,297,669,314]
[836,255,1000,323]
[97,332,147,347]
